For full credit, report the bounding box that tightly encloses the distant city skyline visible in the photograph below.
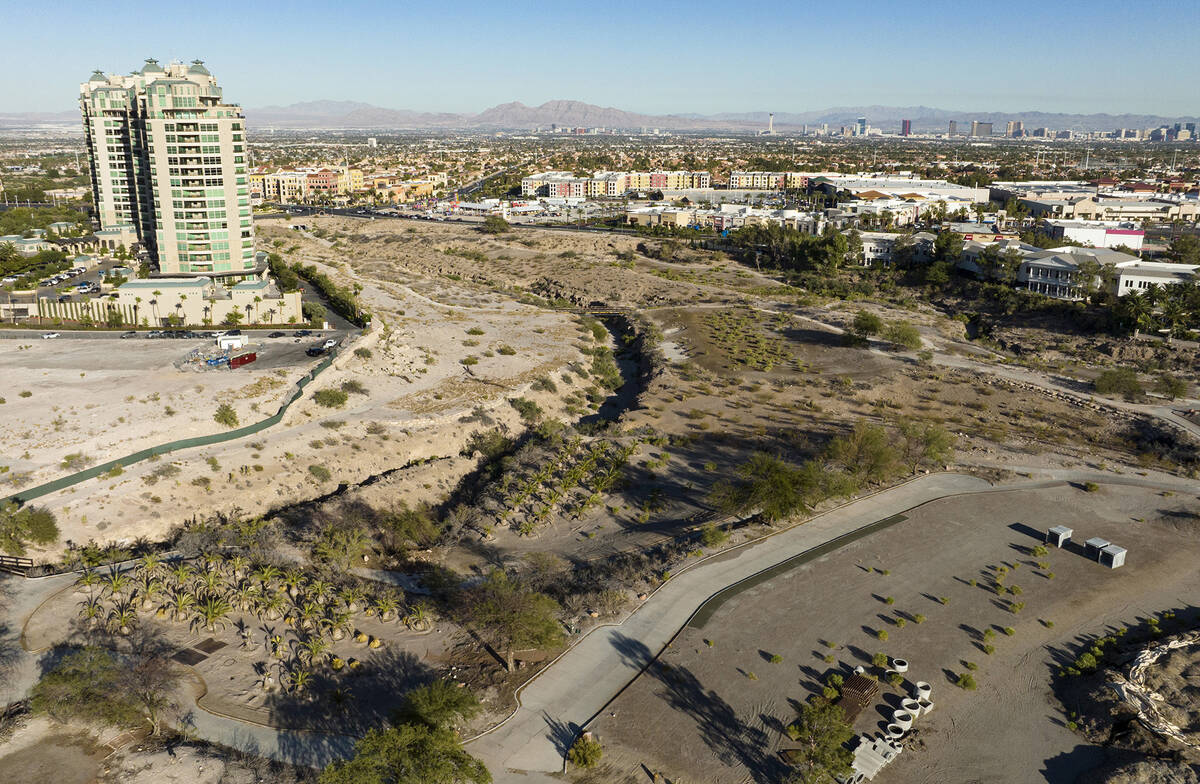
[2,0,1197,116]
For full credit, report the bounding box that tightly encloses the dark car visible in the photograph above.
[226,329,242,336]
[120,330,137,339]
[293,329,312,337]
[305,346,327,357]
[147,330,164,339]
[268,331,285,338]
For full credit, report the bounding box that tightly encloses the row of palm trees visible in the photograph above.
[74,553,432,640]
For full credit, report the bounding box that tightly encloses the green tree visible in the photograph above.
[932,231,963,263]
[479,215,511,235]
[783,698,855,784]
[709,452,820,523]
[395,679,481,731]
[851,310,883,337]
[827,422,899,483]
[897,419,955,471]
[0,502,59,555]
[465,570,563,671]
[883,321,922,351]
[1155,373,1189,401]
[1093,367,1142,400]
[319,723,491,784]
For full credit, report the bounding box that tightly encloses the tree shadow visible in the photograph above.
[543,711,580,756]
[608,632,787,781]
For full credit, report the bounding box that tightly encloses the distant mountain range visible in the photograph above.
[2,100,1195,132]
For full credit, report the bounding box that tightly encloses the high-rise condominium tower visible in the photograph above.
[80,59,253,277]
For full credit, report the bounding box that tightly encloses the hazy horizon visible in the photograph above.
[2,0,1197,116]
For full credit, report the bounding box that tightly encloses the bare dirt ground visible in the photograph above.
[590,482,1200,784]
[0,716,104,784]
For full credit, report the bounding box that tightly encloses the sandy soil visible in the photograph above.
[590,482,1200,784]
[0,716,104,784]
[6,238,590,561]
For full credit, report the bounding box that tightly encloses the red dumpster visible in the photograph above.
[230,352,257,368]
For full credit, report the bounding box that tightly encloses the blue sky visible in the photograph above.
[3,0,1197,115]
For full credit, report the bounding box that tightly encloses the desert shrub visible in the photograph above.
[341,380,368,395]
[852,310,883,336]
[213,403,239,428]
[698,524,728,547]
[496,344,517,356]
[1083,481,1099,492]
[142,463,181,486]
[313,389,349,408]
[1093,367,1142,399]
[60,452,94,471]
[956,673,978,690]
[532,376,557,393]
[308,464,332,482]
[884,321,922,350]
[509,397,543,424]
[353,347,372,359]
[567,734,602,769]
[0,502,59,555]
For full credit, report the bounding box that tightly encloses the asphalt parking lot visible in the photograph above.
[0,329,349,372]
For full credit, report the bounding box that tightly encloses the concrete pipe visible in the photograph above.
[891,658,909,673]
[918,698,933,716]
[885,723,906,740]
[901,698,921,716]
[892,710,915,731]
[913,681,932,700]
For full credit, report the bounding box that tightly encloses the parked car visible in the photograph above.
[226,329,242,336]
[305,346,327,357]
[267,331,285,338]
[322,338,338,349]
[41,332,60,339]
[147,330,164,339]
[120,331,137,339]
[293,329,312,337]
[211,330,227,338]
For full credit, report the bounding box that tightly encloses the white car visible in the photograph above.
[322,338,338,349]
[211,330,228,338]
[41,332,60,339]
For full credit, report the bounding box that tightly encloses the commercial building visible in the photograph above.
[900,119,912,137]
[1006,121,1024,138]
[80,59,254,277]
[948,121,958,136]
[971,121,993,138]
[1042,219,1145,251]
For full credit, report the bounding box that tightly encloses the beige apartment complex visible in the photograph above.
[520,170,711,198]
[80,59,254,277]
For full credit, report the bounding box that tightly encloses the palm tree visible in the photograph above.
[374,594,400,623]
[107,602,138,635]
[150,290,162,325]
[168,591,196,623]
[288,668,312,695]
[75,569,102,596]
[404,601,431,631]
[168,562,195,588]
[78,595,104,629]
[197,569,223,597]
[298,635,329,665]
[265,307,277,324]
[200,552,224,574]
[253,564,281,589]
[310,579,334,605]
[260,592,286,621]
[136,574,165,610]
[324,609,354,641]
[228,555,249,580]
[282,568,304,600]
[136,554,162,578]
[104,569,131,599]
[196,596,233,633]
[231,582,259,612]
[299,601,323,632]
[339,586,367,613]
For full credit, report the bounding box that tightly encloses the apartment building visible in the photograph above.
[80,59,254,277]
[520,170,710,198]
[727,171,810,190]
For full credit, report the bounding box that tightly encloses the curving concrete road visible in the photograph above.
[462,472,992,778]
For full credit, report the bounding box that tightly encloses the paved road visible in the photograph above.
[3,469,1194,776]
[462,473,992,777]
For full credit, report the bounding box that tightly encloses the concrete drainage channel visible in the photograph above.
[687,513,909,629]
